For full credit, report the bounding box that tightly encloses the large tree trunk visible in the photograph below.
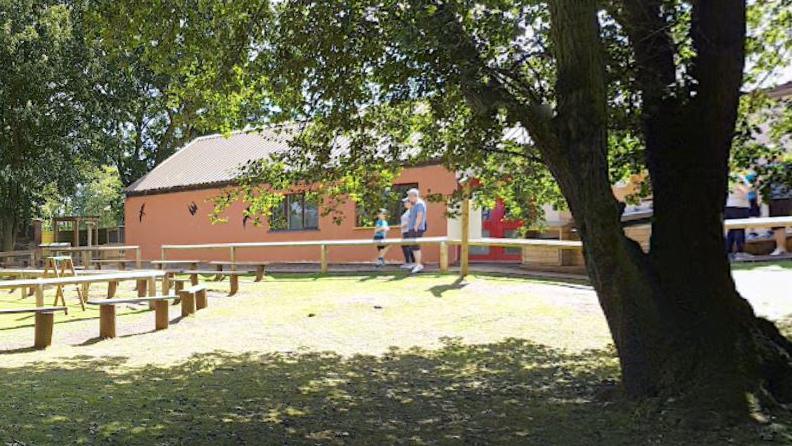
[544,0,792,414]
[0,211,18,251]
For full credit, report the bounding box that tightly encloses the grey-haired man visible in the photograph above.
[405,188,427,273]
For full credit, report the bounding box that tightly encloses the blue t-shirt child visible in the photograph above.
[374,218,389,240]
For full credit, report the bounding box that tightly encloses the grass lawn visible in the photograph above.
[0,265,790,445]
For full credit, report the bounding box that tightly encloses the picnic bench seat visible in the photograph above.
[188,270,249,296]
[209,261,268,281]
[177,284,208,316]
[0,306,67,348]
[151,260,200,270]
[92,259,136,270]
[87,295,178,339]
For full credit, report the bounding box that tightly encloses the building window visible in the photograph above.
[356,183,419,227]
[270,193,319,231]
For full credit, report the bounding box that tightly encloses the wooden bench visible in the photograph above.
[177,284,208,316]
[0,306,67,348]
[159,276,192,294]
[209,261,267,282]
[92,259,136,270]
[151,260,200,270]
[87,295,177,339]
[188,270,248,296]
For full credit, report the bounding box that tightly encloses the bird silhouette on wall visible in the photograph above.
[138,203,146,222]
[242,206,251,228]
[188,202,198,216]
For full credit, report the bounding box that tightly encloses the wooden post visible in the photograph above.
[229,275,238,296]
[255,265,265,282]
[196,289,208,309]
[160,246,166,261]
[135,247,142,269]
[35,284,44,307]
[179,290,196,317]
[147,277,156,309]
[137,279,146,297]
[73,219,80,248]
[154,300,169,330]
[320,244,328,273]
[230,246,237,271]
[439,241,449,273]
[460,182,471,278]
[107,281,118,298]
[34,312,55,349]
[99,305,116,339]
[161,275,171,295]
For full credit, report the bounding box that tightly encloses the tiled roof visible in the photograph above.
[125,126,300,195]
[767,81,792,99]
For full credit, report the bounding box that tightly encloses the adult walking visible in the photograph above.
[405,188,427,273]
[399,199,416,267]
[724,174,752,260]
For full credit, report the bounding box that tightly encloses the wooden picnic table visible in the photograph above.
[723,216,792,230]
[45,245,143,269]
[0,270,166,307]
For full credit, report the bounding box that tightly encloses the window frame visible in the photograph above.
[268,192,320,232]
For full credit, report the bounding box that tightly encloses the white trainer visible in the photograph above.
[410,264,424,274]
[400,263,415,269]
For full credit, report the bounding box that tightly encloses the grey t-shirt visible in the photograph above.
[408,199,427,232]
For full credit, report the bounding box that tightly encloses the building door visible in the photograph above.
[469,199,523,262]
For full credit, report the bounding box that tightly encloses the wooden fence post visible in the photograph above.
[35,284,44,307]
[320,244,328,273]
[439,241,449,272]
[460,183,471,278]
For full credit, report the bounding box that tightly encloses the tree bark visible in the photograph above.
[429,0,791,414]
[541,0,792,413]
[0,204,19,251]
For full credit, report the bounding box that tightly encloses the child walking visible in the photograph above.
[373,209,390,266]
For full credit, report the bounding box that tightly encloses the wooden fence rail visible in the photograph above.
[161,236,584,274]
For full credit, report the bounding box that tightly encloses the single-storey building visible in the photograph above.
[124,128,522,264]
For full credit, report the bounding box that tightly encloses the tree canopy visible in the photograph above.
[2,0,791,414]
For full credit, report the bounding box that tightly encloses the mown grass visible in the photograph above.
[0,272,789,445]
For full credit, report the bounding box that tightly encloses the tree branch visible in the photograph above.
[610,0,677,113]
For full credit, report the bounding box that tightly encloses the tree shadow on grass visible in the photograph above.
[0,337,776,445]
